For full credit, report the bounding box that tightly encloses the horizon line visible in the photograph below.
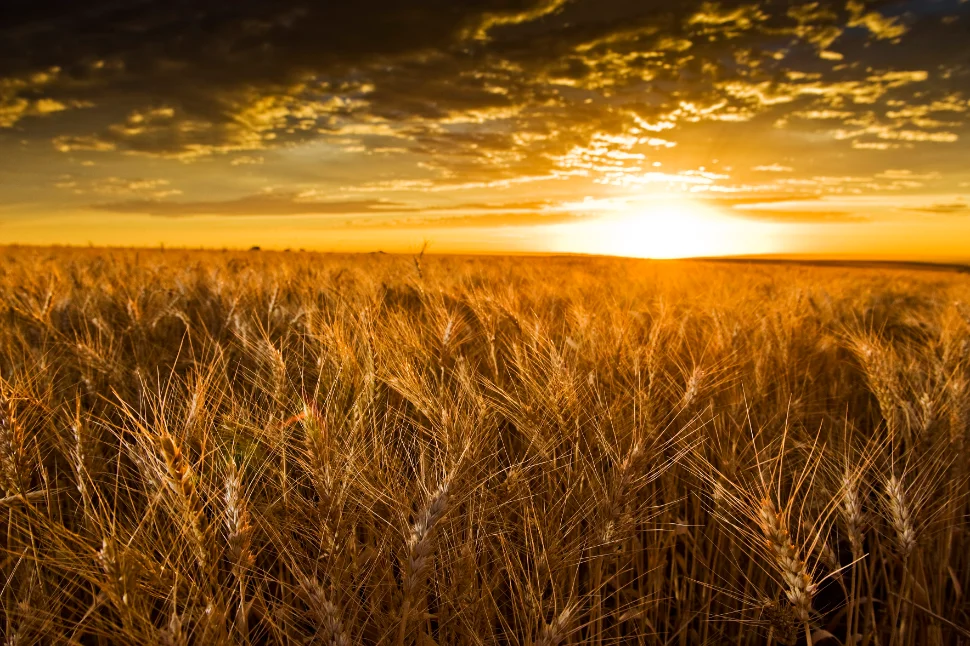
[4,243,969,272]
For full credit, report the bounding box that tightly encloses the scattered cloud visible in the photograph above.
[846,0,909,41]
[56,175,181,199]
[753,164,794,173]
[876,170,942,181]
[0,68,90,127]
[230,155,265,166]
[53,136,117,153]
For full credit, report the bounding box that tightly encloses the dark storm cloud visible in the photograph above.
[0,1,538,88]
[0,0,568,155]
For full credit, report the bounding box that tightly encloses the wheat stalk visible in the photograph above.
[302,404,335,515]
[301,576,351,646]
[535,606,574,646]
[840,474,865,561]
[225,459,254,642]
[0,389,26,496]
[601,441,644,543]
[758,498,816,624]
[397,480,450,645]
[884,475,917,557]
[402,481,450,599]
[159,431,210,570]
[225,461,253,570]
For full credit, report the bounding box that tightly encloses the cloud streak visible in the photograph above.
[94,195,413,217]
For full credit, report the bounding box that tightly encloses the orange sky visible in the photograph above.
[2,0,969,260]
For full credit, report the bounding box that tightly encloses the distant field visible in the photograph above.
[1,247,968,645]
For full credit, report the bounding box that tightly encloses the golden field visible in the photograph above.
[0,247,968,645]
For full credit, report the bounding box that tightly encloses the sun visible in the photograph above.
[549,195,781,259]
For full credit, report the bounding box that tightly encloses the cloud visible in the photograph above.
[470,0,571,40]
[846,0,908,41]
[689,190,868,223]
[56,175,181,199]
[94,194,414,217]
[698,194,824,208]
[731,208,862,222]
[429,200,555,213]
[93,193,589,227]
[0,67,88,127]
[366,206,586,229]
[1,0,969,208]
[752,164,793,173]
[904,202,969,215]
[876,170,942,181]
[53,136,117,153]
[230,156,264,166]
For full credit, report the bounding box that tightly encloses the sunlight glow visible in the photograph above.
[549,195,781,259]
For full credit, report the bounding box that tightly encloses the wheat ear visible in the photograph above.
[884,475,916,557]
[535,606,574,646]
[225,459,254,641]
[840,475,865,561]
[159,431,210,569]
[397,480,450,645]
[0,390,26,496]
[301,576,351,646]
[759,498,816,623]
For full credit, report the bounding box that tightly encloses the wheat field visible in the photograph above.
[0,247,968,645]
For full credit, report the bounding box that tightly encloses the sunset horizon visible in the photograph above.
[6,243,970,265]
[4,0,970,259]
[2,6,969,642]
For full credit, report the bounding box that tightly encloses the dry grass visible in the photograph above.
[0,246,968,645]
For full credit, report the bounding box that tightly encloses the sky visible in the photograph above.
[2,0,970,259]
